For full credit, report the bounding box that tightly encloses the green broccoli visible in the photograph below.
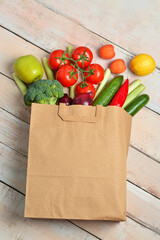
[24,79,64,106]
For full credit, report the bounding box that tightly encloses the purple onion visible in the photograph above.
[58,94,72,105]
[72,93,93,106]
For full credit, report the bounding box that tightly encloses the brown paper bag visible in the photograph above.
[25,103,132,221]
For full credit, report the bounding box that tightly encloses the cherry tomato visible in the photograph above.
[56,65,78,87]
[48,50,70,70]
[99,44,115,59]
[72,46,93,68]
[110,59,126,74]
[75,81,96,99]
[84,64,104,84]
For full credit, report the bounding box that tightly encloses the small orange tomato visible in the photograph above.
[110,59,126,74]
[99,44,115,59]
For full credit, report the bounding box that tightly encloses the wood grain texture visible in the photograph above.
[1,71,160,198]
[1,74,160,198]
[0,109,160,233]
[0,3,160,114]
[0,142,27,193]
[0,27,47,78]
[38,0,160,67]
[0,108,29,156]
[1,72,160,164]
[0,74,30,124]
[1,26,160,162]
[127,182,160,234]
[0,183,98,240]
[0,183,160,240]
[131,107,160,162]
[127,147,160,198]
[0,1,160,239]
[74,218,160,240]
[1,137,160,200]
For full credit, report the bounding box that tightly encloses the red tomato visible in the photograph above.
[56,65,78,87]
[72,46,93,68]
[99,44,115,59]
[75,81,96,99]
[84,64,104,84]
[48,50,70,70]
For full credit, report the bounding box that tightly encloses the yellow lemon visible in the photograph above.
[130,54,156,76]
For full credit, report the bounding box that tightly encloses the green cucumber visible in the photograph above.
[125,94,149,116]
[93,75,123,106]
[12,73,28,96]
[122,84,145,109]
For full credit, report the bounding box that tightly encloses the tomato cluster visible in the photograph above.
[48,46,104,99]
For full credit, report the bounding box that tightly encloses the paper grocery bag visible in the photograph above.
[25,103,132,221]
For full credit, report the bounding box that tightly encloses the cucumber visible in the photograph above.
[128,79,141,94]
[125,94,149,116]
[93,68,111,100]
[122,84,145,109]
[93,75,123,106]
[12,73,28,96]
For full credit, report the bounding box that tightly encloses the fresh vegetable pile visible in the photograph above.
[13,44,154,116]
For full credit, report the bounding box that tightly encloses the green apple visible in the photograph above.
[14,55,44,84]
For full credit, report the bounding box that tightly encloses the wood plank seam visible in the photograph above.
[0,101,159,166]
[0,180,25,196]
[37,0,160,69]
[0,93,159,232]
[0,179,159,236]
[128,214,160,236]
[0,71,13,81]
[0,104,158,175]
[0,180,102,240]
[127,179,160,201]
[0,26,159,117]
[1,181,160,240]
[0,136,157,232]
[1,4,160,114]
[58,220,102,240]
[128,214,160,235]
[1,140,160,234]
[0,106,29,125]
[37,1,160,71]
[130,144,160,165]
[1,25,50,54]
[0,140,27,159]
[0,2,160,238]
[145,106,160,116]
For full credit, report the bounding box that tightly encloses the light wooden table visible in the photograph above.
[0,1,160,239]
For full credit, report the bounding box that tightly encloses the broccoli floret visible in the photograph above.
[24,79,64,106]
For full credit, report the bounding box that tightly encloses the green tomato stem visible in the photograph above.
[12,73,28,96]
[65,46,94,83]
[93,68,111,100]
[42,57,54,80]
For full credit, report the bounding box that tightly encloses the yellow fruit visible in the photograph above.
[130,54,156,76]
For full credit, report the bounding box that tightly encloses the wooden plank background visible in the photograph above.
[0,0,160,239]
